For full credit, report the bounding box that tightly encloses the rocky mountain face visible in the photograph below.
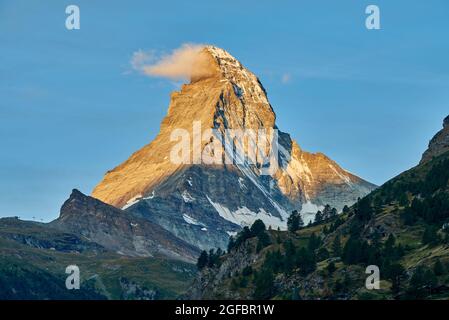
[0,217,105,254]
[50,189,200,263]
[421,115,449,164]
[92,46,376,250]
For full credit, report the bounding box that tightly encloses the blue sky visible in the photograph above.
[1,0,448,221]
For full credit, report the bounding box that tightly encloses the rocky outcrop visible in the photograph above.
[188,238,260,299]
[119,277,159,300]
[92,46,376,250]
[49,189,200,262]
[421,115,449,164]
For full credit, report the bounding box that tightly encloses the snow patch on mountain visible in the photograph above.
[300,201,324,225]
[238,177,246,190]
[206,195,287,230]
[227,231,238,237]
[301,201,323,214]
[181,190,195,203]
[122,194,142,210]
[143,191,155,200]
[182,214,205,227]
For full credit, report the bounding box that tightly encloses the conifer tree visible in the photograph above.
[332,235,342,257]
[197,250,209,270]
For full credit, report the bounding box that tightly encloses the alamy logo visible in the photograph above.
[365,265,380,290]
[170,121,279,175]
[65,5,80,30]
[365,5,381,30]
[65,265,80,290]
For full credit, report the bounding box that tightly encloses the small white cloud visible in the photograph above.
[281,73,291,84]
[130,49,156,72]
[130,43,208,81]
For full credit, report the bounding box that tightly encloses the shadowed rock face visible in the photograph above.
[49,189,200,262]
[0,217,106,254]
[421,115,449,164]
[91,46,376,250]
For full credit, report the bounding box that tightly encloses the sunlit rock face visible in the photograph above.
[92,46,376,250]
[421,115,449,164]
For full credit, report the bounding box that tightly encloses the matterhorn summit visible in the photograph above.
[92,45,376,250]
